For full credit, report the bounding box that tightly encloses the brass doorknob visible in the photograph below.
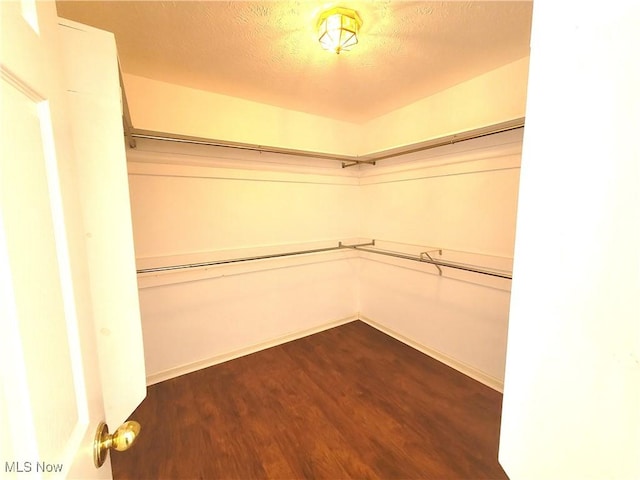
[93,420,141,468]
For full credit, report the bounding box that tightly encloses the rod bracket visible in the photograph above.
[342,160,377,169]
[420,251,442,275]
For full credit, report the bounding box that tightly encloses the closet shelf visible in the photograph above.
[345,242,512,279]
[135,241,369,274]
[137,240,512,280]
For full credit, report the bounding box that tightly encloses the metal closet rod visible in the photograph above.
[127,118,524,167]
[344,243,513,280]
[137,240,512,279]
[129,130,363,164]
[135,241,373,274]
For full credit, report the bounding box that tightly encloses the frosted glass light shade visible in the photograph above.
[317,7,362,54]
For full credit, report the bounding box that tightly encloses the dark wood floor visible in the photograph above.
[112,321,507,480]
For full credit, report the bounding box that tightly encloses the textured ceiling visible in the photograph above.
[55,1,532,124]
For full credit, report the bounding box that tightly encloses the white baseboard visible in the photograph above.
[145,314,359,385]
[147,313,504,393]
[358,314,504,392]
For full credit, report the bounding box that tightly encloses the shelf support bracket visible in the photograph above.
[420,251,443,276]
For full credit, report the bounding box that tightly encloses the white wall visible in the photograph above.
[123,73,362,156]
[128,141,361,383]
[499,2,640,478]
[128,130,520,389]
[138,257,358,383]
[359,131,521,257]
[128,168,359,259]
[358,130,521,389]
[362,57,529,154]
[123,55,528,157]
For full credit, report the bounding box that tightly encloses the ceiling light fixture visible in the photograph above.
[317,7,362,54]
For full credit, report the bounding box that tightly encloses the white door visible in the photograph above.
[1,1,145,479]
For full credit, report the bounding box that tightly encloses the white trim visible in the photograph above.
[356,245,513,292]
[145,314,359,385]
[127,159,359,186]
[359,127,523,178]
[137,252,358,288]
[359,314,504,392]
[145,312,505,392]
[359,154,520,186]
[136,240,363,288]
[127,138,360,181]
[126,127,522,186]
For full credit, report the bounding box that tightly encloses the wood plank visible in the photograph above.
[112,321,507,479]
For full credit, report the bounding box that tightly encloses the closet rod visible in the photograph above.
[129,131,361,163]
[346,245,513,279]
[137,240,511,279]
[136,241,374,274]
[127,118,524,166]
